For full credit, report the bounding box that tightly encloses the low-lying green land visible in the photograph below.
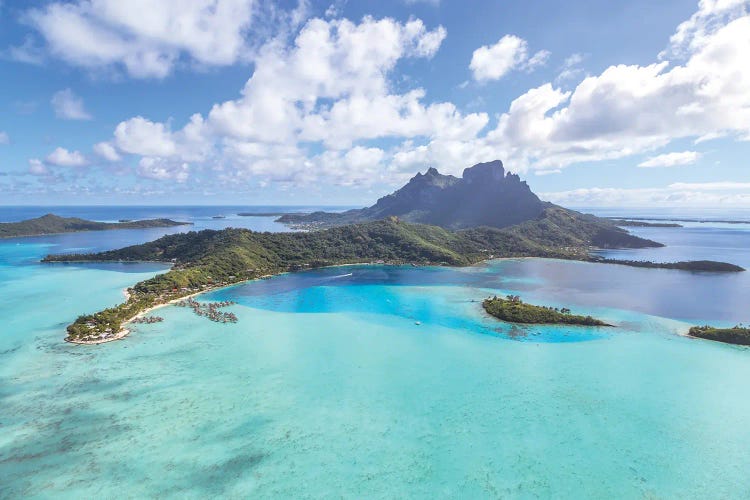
[590,257,745,272]
[45,217,595,342]
[0,214,190,238]
[688,325,750,346]
[482,296,611,326]
[609,219,683,228]
[43,215,743,343]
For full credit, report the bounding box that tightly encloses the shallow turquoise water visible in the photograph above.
[2,216,750,498]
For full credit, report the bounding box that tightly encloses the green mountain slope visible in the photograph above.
[277,160,662,251]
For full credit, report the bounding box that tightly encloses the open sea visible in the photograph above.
[1,206,749,498]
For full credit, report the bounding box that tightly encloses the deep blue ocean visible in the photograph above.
[1,206,749,497]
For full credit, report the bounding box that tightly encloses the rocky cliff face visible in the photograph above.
[342,160,545,229]
[275,160,663,249]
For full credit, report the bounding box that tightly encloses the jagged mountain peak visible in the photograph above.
[280,160,546,230]
[274,159,665,250]
[462,160,505,183]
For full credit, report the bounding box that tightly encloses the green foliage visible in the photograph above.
[688,325,750,346]
[591,258,745,272]
[482,296,610,326]
[504,206,664,250]
[49,217,741,341]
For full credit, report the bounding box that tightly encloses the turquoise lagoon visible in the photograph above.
[2,210,750,498]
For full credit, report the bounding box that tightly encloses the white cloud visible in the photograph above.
[543,182,750,207]
[206,16,450,147]
[72,4,750,195]
[0,131,8,144]
[93,141,121,162]
[483,8,750,171]
[45,147,87,167]
[114,117,176,157]
[534,168,562,176]
[525,49,550,71]
[137,157,190,182]
[22,0,258,78]
[469,35,549,81]
[638,150,701,168]
[51,88,92,120]
[556,53,585,83]
[665,0,749,59]
[101,16,473,186]
[28,159,48,175]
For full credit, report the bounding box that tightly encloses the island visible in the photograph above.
[482,295,611,326]
[609,219,683,228]
[42,160,746,344]
[608,217,750,225]
[589,257,745,272]
[237,212,292,217]
[688,325,750,346]
[45,217,741,344]
[0,214,190,239]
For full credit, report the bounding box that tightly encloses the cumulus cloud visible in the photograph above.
[482,7,750,171]
[206,16,452,148]
[100,16,475,185]
[51,88,92,120]
[45,147,87,167]
[638,150,701,168]
[469,35,549,81]
[664,0,749,59]
[20,0,258,78]
[93,141,121,162]
[114,117,176,157]
[543,181,750,207]
[68,3,750,198]
[0,131,8,144]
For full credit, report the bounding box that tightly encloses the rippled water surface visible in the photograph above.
[1,207,749,498]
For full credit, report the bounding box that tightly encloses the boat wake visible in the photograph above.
[329,273,353,279]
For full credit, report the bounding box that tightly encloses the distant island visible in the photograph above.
[590,257,745,272]
[237,212,290,217]
[482,295,611,326]
[688,325,750,346]
[42,160,745,344]
[610,219,683,228]
[608,216,750,225]
[0,214,190,239]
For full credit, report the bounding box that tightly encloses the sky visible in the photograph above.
[0,0,748,207]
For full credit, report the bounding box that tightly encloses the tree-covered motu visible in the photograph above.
[688,325,750,346]
[482,295,611,326]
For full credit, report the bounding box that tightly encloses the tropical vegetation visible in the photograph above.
[482,295,610,326]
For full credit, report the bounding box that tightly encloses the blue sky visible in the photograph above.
[0,0,748,206]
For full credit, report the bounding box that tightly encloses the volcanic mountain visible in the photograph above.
[277,160,661,249]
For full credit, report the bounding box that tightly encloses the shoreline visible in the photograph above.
[66,272,281,345]
[63,260,435,345]
[62,257,737,346]
[62,256,591,346]
[66,289,209,345]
